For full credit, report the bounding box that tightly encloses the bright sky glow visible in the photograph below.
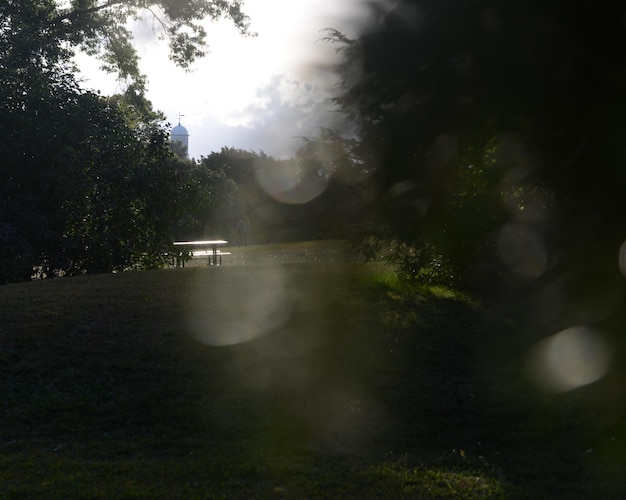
[75,0,370,159]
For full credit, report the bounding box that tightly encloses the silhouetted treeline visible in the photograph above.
[182,146,364,245]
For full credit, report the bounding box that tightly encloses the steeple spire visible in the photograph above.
[170,115,189,159]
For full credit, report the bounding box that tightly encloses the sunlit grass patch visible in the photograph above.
[365,458,507,499]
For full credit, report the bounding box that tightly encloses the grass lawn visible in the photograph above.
[1,241,624,498]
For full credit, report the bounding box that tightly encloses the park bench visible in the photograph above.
[172,240,229,267]
[189,249,232,265]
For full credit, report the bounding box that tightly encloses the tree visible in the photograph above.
[292,129,374,240]
[61,91,181,273]
[327,0,626,298]
[0,71,180,280]
[1,0,252,88]
[197,146,358,244]
[174,154,238,241]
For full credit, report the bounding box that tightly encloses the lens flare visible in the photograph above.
[527,326,610,393]
[255,160,330,204]
[185,266,292,346]
[498,222,546,278]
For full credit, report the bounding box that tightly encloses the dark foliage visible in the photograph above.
[0,3,182,281]
[329,1,626,304]
[193,145,366,245]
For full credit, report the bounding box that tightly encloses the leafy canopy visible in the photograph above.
[1,0,252,89]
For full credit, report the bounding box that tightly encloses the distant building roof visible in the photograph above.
[171,123,189,137]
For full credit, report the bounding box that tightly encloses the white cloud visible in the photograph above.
[74,0,370,159]
[192,73,349,158]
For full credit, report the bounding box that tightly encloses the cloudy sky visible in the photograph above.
[76,0,370,160]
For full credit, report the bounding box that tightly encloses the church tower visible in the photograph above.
[170,115,189,158]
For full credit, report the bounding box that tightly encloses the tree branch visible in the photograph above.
[51,0,127,25]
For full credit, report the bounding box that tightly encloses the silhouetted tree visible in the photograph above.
[0,72,180,279]
[328,1,626,302]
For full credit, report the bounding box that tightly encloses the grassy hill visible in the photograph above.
[1,241,624,498]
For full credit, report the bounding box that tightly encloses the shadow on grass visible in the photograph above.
[1,263,625,497]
